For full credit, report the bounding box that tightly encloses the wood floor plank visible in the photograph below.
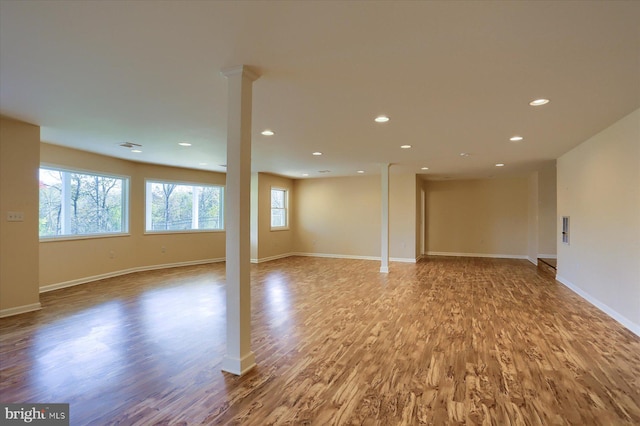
[1,256,639,425]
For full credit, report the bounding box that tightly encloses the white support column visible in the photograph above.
[220,65,260,376]
[380,163,390,273]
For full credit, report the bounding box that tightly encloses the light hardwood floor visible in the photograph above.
[1,256,639,425]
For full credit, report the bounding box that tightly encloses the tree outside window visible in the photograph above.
[145,181,224,231]
[271,188,287,229]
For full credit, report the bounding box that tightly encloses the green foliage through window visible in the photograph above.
[39,168,128,238]
[146,181,224,231]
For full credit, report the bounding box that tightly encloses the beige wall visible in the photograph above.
[527,172,539,263]
[39,143,226,288]
[293,173,417,261]
[0,117,40,315]
[537,166,557,256]
[294,175,381,257]
[426,178,529,257]
[389,173,417,260]
[253,172,294,261]
[557,108,639,334]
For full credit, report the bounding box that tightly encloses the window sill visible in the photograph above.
[40,233,130,243]
[144,229,225,236]
[270,227,290,232]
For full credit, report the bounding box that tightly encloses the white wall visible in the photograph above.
[557,108,640,336]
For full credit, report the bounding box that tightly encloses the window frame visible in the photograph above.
[38,164,130,241]
[144,179,225,234]
[270,187,289,231]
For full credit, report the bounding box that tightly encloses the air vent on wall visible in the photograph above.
[318,170,331,173]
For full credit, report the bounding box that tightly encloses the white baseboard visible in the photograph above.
[39,258,225,293]
[556,275,640,337]
[0,302,42,318]
[294,252,379,261]
[538,254,557,259]
[251,253,294,264]
[527,257,538,265]
[426,251,528,260]
[293,252,418,263]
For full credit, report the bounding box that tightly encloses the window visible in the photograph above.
[39,167,129,238]
[271,188,288,229]
[145,181,224,232]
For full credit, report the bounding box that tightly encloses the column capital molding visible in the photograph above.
[220,65,261,81]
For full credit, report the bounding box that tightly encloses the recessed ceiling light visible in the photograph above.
[312,152,323,156]
[302,173,309,177]
[529,98,549,106]
[261,129,275,136]
[374,115,390,123]
[357,170,365,174]
[421,167,429,170]
[178,142,192,147]
[131,149,142,153]
[400,145,412,149]
[510,136,524,142]
[495,163,505,167]
[460,152,470,157]
[199,162,207,166]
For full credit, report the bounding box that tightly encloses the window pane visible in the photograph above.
[147,181,224,232]
[39,169,63,237]
[39,168,128,238]
[198,186,224,230]
[270,188,287,228]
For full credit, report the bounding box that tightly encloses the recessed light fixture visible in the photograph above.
[199,162,208,166]
[374,115,390,123]
[131,149,142,153]
[178,142,192,147]
[495,163,505,167]
[261,129,275,136]
[421,167,429,170]
[510,136,524,142]
[312,152,323,156]
[400,145,412,149]
[529,98,549,106]
[302,173,309,177]
[460,152,470,157]
[357,170,365,174]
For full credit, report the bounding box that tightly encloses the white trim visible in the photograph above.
[556,275,640,337]
[390,257,417,263]
[250,253,294,264]
[221,351,257,376]
[292,252,418,263]
[294,252,379,261]
[39,258,225,293]
[527,257,538,265]
[538,254,557,259]
[426,251,528,259]
[0,302,42,318]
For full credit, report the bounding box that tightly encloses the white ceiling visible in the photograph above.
[1,1,639,180]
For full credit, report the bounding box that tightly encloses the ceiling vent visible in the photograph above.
[119,142,142,149]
